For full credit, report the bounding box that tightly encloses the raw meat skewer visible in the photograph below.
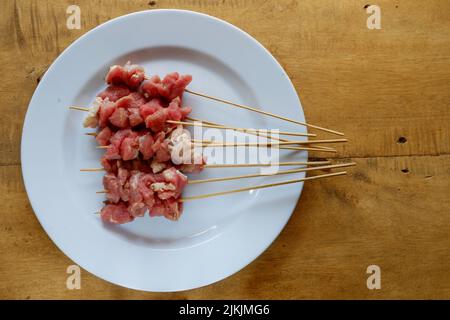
[79,160,332,172]
[96,144,336,153]
[96,163,355,190]
[184,89,345,136]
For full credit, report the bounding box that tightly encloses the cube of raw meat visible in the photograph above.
[96,127,112,146]
[103,173,121,203]
[128,171,143,204]
[104,145,121,160]
[105,65,126,86]
[105,62,146,89]
[166,97,183,121]
[138,174,157,208]
[110,129,132,148]
[145,108,167,133]
[117,168,129,186]
[98,99,116,128]
[128,108,144,127]
[139,98,164,119]
[129,202,147,218]
[100,203,134,224]
[109,107,129,128]
[150,198,183,221]
[115,92,147,109]
[178,154,206,174]
[150,199,166,217]
[125,64,146,89]
[150,159,167,173]
[140,72,192,101]
[180,106,192,119]
[152,134,171,162]
[138,133,155,160]
[162,72,192,101]
[140,75,163,99]
[120,136,139,161]
[162,167,188,193]
[97,85,131,102]
[164,198,183,221]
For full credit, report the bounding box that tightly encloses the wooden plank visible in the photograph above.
[1,155,449,299]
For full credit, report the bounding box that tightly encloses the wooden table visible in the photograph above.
[1,0,449,299]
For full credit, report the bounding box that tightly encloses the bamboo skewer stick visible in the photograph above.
[185,116,217,125]
[185,116,295,142]
[180,171,347,202]
[204,161,331,168]
[85,131,336,151]
[69,106,90,112]
[80,168,105,172]
[195,144,337,153]
[304,145,336,151]
[96,168,350,194]
[95,144,337,153]
[185,116,335,152]
[87,138,335,152]
[80,160,333,172]
[192,136,339,152]
[188,163,355,185]
[192,138,347,146]
[84,130,329,148]
[184,89,344,136]
[166,120,315,138]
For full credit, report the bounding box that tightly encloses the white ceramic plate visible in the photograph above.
[21,9,307,292]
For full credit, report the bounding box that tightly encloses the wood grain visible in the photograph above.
[0,0,449,299]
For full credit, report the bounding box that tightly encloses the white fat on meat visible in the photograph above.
[83,97,103,128]
[162,168,178,181]
[123,61,135,72]
[151,182,176,192]
[129,172,142,189]
[150,159,166,173]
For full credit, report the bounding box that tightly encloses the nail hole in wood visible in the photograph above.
[397,136,407,144]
